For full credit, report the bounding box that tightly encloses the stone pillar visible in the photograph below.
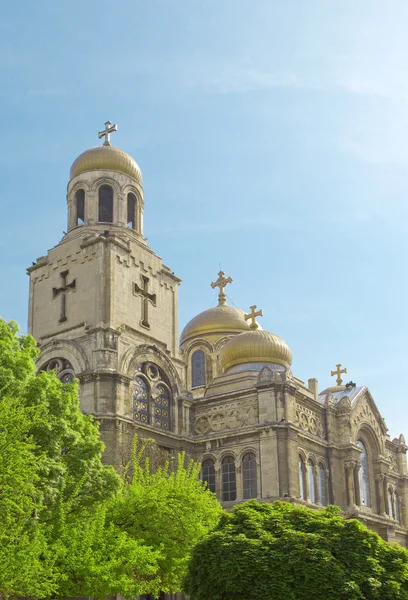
[215,461,222,501]
[345,461,356,507]
[384,476,390,516]
[376,473,386,515]
[235,460,243,502]
[354,462,361,506]
[308,378,318,401]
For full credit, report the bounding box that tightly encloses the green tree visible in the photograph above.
[108,438,223,596]
[0,395,55,598]
[0,319,223,599]
[184,500,408,600]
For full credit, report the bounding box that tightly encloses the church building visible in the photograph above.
[27,122,408,548]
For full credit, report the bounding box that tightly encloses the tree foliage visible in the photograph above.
[109,440,223,596]
[184,500,408,600]
[0,318,222,599]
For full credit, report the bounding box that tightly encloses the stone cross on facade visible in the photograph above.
[245,305,263,330]
[211,271,233,306]
[331,363,347,386]
[98,120,118,146]
[52,270,76,323]
[134,275,157,329]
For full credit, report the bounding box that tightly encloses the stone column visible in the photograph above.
[354,462,361,506]
[215,462,222,501]
[384,476,390,516]
[345,461,356,507]
[376,473,386,515]
[235,460,243,502]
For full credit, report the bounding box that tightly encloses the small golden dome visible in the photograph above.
[70,145,142,183]
[180,305,251,346]
[220,329,292,372]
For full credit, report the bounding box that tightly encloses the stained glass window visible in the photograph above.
[308,460,316,503]
[133,362,172,430]
[133,376,149,424]
[357,440,371,507]
[319,464,327,506]
[202,459,216,493]
[192,350,206,388]
[243,453,257,499]
[41,358,75,383]
[299,456,306,500]
[222,456,236,502]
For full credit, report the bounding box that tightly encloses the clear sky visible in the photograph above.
[1,1,407,437]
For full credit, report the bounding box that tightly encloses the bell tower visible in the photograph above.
[27,122,184,465]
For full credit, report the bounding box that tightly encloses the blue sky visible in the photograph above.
[1,1,407,437]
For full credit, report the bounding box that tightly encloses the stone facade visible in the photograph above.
[27,133,408,549]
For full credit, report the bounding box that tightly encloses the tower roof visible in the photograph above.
[220,328,292,372]
[70,144,142,183]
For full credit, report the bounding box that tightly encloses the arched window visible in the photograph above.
[191,350,206,388]
[318,464,327,506]
[299,456,306,500]
[75,189,85,225]
[308,459,316,503]
[395,493,401,523]
[133,362,171,430]
[201,459,216,493]
[127,193,136,229]
[357,440,371,507]
[41,358,75,383]
[388,488,394,518]
[98,185,113,222]
[242,453,257,499]
[222,456,236,502]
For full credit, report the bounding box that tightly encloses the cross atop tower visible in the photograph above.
[331,363,347,386]
[211,271,233,306]
[244,305,263,330]
[98,120,118,146]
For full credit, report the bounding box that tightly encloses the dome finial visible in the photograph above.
[210,270,233,306]
[330,363,347,386]
[98,120,118,146]
[244,305,263,330]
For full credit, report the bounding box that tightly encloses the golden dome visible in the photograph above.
[70,145,142,183]
[180,305,251,346]
[220,329,292,372]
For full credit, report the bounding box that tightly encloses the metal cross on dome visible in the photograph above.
[98,120,118,146]
[331,363,347,386]
[244,305,263,330]
[211,270,233,306]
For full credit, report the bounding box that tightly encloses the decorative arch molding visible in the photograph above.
[89,176,122,196]
[120,343,182,395]
[122,183,145,207]
[68,179,91,197]
[37,339,90,374]
[217,450,237,465]
[198,453,217,464]
[298,448,307,462]
[183,338,214,355]
[214,335,234,351]
[355,423,382,456]
[306,452,317,464]
[238,446,259,463]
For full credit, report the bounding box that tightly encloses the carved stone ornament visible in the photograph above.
[352,399,382,440]
[295,403,325,438]
[258,366,273,382]
[194,399,256,435]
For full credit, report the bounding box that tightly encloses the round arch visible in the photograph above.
[37,339,90,375]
